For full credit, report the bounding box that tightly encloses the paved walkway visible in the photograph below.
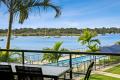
[74,63,120,80]
[74,71,120,80]
[95,71,120,78]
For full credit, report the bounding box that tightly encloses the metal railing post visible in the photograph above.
[69,53,72,79]
[94,56,96,70]
[22,52,25,65]
[84,61,86,73]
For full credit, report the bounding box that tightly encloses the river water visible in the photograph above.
[0,34,120,61]
[0,34,120,50]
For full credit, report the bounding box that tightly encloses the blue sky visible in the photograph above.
[0,0,120,29]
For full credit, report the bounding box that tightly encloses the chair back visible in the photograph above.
[16,66,43,80]
[0,65,14,80]
[84,62,94,80]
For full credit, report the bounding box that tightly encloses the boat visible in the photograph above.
[15,36,18,38]
[54,36,61,38]
[0,39,4,41]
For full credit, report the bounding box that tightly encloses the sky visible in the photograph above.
[0,0,120,29]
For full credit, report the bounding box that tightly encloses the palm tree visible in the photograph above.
[78,29,100,65]
[0,51,24,63]
[0,0,61,61]
[115,41,120,45]
[42,41,69,65]
[78,29,100,52]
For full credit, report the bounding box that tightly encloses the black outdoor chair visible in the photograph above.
[84,61,94,80]
[15,66,44,80]
[0,65,14,80]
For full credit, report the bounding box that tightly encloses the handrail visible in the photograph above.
[1,48,120,79]
[0,49,120,56]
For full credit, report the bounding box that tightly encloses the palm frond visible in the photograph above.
[1,0,10,8]
[0,0,1,6]
[12,0,61,24]
[53,41,63,51]
[46,3,61,17]
[60,48,69,52]
[87,44,100,52]
[90,39,101,45]
[42,48,55,62]
[18,4,28,23]
[78,28,100,52]
[0,51,23,62]
[30,0,61,17]
[42,41,67,63]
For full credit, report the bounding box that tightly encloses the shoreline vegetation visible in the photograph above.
[0,29,120,64]
[0,27,120,36]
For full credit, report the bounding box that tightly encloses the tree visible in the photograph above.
[78,29,100,52]
[78,29,100,66]
[0,0,61,61]
[115,41,120,45]
[0,51,23,63]
[42,41,69,65]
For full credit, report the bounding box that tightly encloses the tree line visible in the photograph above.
[0,27,120,36]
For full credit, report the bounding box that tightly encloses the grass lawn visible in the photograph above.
[105,65,120,74]
[81,74,120,80]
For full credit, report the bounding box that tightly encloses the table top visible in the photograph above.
[0,63,71,77]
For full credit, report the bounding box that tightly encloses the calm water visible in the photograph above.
[0,34,120,61]
[0,34,120,50]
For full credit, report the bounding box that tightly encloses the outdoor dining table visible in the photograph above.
[0,63,71,80]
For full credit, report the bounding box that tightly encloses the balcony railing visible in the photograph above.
[0,49,120,79]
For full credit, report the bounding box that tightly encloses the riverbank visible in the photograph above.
[1,27,120,36]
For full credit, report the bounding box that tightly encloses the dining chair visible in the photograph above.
[15,66,44,80]
[84,61,94,80]
[0,65,14,80]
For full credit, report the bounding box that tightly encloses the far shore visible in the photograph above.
[0,33,118,37]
